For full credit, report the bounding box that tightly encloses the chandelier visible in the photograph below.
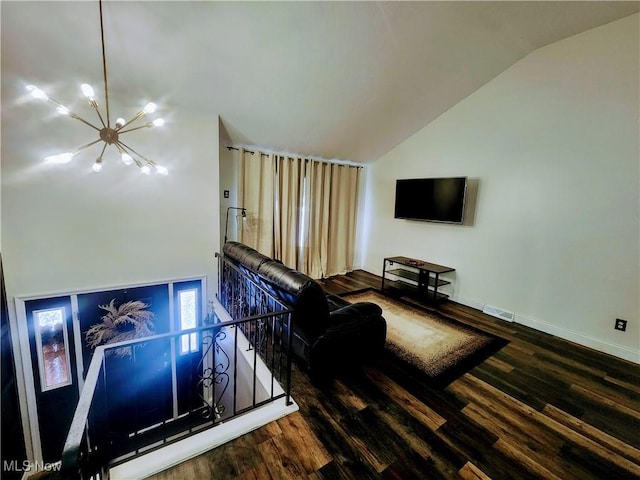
[25,0,168,175]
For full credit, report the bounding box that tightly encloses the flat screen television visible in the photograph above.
[394,177,467,224]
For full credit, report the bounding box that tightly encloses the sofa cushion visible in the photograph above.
[223,241,271,273]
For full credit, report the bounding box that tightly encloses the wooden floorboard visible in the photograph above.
[149,270,640,480]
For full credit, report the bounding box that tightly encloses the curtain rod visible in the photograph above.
[226,146,265,156]
[226,146,364,169]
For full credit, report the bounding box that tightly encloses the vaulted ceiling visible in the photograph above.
[2,1,638,163]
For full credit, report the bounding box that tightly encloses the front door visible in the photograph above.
[25,296,79,463]
[18,277,206,463]
[77,284,172,440]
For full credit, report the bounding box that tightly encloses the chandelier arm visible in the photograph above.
[90,104,108,129]
[99,0,111,128]
[43,97,101,131]
[115,141,129,154]
[117,142,143,168]
[116,112,146,132]
[117,123,153,135]
[116,140,156,166]
[69,114,102,132]
[74,138,104,154]
[45,97,70,111]
[98,142,108,158]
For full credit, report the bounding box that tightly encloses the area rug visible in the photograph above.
[343,289,507,387]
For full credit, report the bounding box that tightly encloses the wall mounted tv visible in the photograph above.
[394,177,468,224]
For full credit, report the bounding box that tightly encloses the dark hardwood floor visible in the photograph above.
[150,270,640,480]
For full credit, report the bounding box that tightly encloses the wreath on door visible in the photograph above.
[85,299,155,357]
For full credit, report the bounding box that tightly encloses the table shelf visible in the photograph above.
[382,257,455,303]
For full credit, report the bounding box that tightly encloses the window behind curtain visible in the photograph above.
[237,148,361,279]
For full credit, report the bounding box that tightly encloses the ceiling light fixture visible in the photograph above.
[26,0,168,175]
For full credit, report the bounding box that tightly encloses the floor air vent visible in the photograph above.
[482,305,515,322]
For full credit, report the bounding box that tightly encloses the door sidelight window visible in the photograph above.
[34,307,72,391]
[178,288,198,354]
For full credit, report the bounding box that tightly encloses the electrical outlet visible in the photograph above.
[224,190,230,198]
[615,319,627,332]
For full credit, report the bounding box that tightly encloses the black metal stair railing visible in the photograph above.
[216,252,295,418]
[60,265,293,479]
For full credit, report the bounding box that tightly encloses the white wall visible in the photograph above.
[2,102,221,460]
[1,108,220,303]
[361,15,639,362]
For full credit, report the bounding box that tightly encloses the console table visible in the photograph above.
[381,256,455,303]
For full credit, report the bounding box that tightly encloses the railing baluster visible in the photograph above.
[233,324,239,416]
[253,318,258,408]
[285,313,293,406]
[99,354,109,479]
[269,315,277,398]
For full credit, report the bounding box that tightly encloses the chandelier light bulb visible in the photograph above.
[141,165,151,175]
[143,102,157,114]
[56,105,70,115]
[81,84,95,98]
[44,152,75,164]
[156,165,168,175]
[115,117,126,128]
[92,157,103,172]
[152,118,165,127]
[26,85,48,100]
[121,153,133,165]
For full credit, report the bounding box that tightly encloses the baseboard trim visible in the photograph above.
[450,294,485,312]
[453,294,639,364]
[514,312,639,364]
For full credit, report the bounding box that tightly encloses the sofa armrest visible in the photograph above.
[309,302,386,374]
[321,301,386,351]
[327,302,384,330]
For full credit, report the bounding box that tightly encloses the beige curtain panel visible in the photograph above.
[235,148,360,279]
[237,148,275,258]
[274,155,305,270]
[304,161,360,278]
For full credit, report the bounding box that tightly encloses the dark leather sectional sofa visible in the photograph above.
[222,241,387,374]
